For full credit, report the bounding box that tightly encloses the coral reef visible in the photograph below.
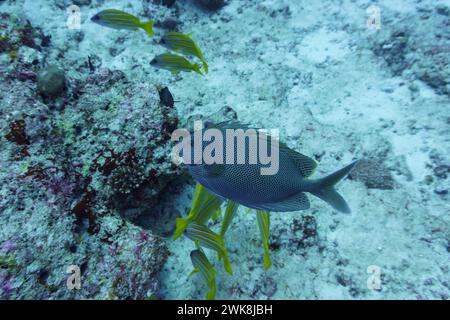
[0,4,183,298]
[348,159,395,190]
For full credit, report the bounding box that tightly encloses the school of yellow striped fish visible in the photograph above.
[91,9,208,76]
[172,183,272,300]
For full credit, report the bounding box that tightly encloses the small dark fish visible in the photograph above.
[157,86,174,108]
[91,9,154,37]
[150,53,203,76]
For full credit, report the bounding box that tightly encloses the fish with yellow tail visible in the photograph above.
[189,249,216,300]
[150,53,204,76]
[160,32,209,74]
[220,200,239,237]
[91,9,154,37]
[256,210,271,270]
[173,183,223,240]
[184,222,233,275]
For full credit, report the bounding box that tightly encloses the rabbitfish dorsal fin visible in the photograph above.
[279,144,317,177]
[255,192,310,212]
[289,151,317,177]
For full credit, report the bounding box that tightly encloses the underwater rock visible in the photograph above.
[37,65,65,98]
[155,18,179,31]
[194,0,225,11]
[135,198,183,237]
[370,11,450,97]
[372,30,409,76]
[0,65,178,298]
[66,68,183,222]
[0,12,47,64]
[433,165,450,179]
[335,273,353,287]
[348,159,395,190]
[433,182,448,195]
[150,0,176,8]
[162,0,176,8]
[269,215,319,254]
[291,215,318,250]
[436,5,450,16]
[257,276,277,297]
[69,30,85,43]
[17,70,37,82]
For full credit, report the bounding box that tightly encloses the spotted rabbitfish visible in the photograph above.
[182,121,358,214]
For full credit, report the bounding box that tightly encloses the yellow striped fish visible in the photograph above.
[173,183,223,240]
[220,200,239,237]
[160,32,209,74]
[189,250,216,300]
[256,210,272,271]
[150,53,203,76]
[91,9,154,37]
[185,222,233,275]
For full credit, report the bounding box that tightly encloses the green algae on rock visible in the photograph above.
[37,65,65,98]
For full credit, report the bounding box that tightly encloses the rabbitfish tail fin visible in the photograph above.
[311,160,359,214]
